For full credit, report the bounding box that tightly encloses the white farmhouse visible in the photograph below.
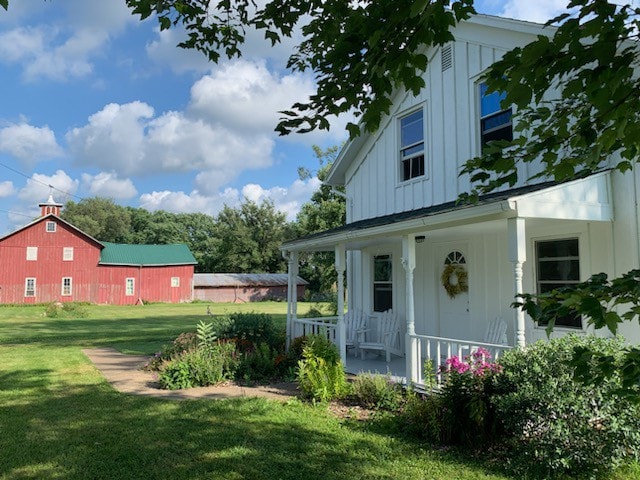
[281,14,639,386]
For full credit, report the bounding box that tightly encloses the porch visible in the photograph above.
[292,316,511,387]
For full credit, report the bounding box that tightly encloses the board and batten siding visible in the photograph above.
[345,19,549,223]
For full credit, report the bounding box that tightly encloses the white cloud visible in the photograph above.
[17,170,79,206]
[139,176,322,221]
[499,0,570,23]
[81,172,137,199]
[0,181,16,197]
[0,123,63,166]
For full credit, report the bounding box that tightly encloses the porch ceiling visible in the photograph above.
[282,172,612,253]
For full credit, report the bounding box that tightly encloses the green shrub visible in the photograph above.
[158,341,237,390]
[236,342,282,383]
[220,312,282,352]
[493,335,640,479]
[297,335,348,402]
[45,302,89,318]
[144,332,198,371]
[349,373,404,411]
[400,390,444,444]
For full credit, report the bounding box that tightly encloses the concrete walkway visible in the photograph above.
[82,347,299,401]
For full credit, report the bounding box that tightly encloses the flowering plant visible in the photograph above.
[439,347,503,446]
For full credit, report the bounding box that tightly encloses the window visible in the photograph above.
[63,247,74,261]
[479,82,512,148]
[61,277,72,296]
[26,247,38,261]
[25,278,36,297]
[400,109,425,181]
[171,277,180,287]
[46,221,57,232]
[536,238,581,328]
[125,278,135,296]
[373,255,393,312]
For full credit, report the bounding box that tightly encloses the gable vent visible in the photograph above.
[441,44,453,72]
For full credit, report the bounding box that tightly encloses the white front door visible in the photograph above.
[437,246,470,340]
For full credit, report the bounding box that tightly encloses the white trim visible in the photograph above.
[24,277,36,297]
[125,277,135,296]
[26,246,37,261]
[61,277,72,296]
[63,247,74,261]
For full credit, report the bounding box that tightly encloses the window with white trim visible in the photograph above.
[63,247,74,261]
[46,221,57,233]
[26,246,38,261]
[25,278,36,297]
[399,109,425,182]
[125,278,135,296]
[535,238,581,328]
[61,277,72,296]
[373,255,393,312]
[171,277,180,287]
[479,82,512,148]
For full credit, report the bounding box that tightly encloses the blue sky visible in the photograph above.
[0,0,568,235]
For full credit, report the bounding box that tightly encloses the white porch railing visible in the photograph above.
[292,316,338,343]
[409,333,512,386]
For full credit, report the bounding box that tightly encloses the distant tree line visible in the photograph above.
[60,146,345,293]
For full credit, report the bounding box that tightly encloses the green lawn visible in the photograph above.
[0,302,636,480]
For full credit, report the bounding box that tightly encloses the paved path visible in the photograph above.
[82,347,299,401]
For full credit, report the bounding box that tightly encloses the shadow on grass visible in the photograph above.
[0,372,413,480]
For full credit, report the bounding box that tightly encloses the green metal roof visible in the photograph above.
[99,242,197,266]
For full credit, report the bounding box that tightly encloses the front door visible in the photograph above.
[437,246,470,340]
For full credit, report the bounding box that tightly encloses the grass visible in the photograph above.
[0,302,637,479]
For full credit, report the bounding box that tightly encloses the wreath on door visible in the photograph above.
[441,253,468,299]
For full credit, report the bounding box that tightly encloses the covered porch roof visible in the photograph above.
[282,172,612,253]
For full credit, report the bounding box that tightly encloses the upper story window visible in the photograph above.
[171,277,180,287]
[479,82,512,148]
[46,221,57,233]
[63,247,74,261]
[535,238,581,329]
[399,109,425,182]
[373,255,393,312]
[26,247,38,261]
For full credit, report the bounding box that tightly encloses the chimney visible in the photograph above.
[39,193,63,217]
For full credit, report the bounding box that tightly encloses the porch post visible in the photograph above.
[291,251,299,327]
[402,235,418,385]
[335,244,347,363]
[284,251,295,350]
[508,217,527,348]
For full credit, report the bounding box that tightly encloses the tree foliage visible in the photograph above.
[123,0,474,137]
[460,0,640,200]
[295,145,346,293]
[61,198,132,243]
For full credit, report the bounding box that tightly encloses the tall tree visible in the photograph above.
[61,198,132,243]
[294,145,346,293]
[213,199,289,273]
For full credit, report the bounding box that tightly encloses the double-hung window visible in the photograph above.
[25,278,36,297]
[373,255,393,312]
[400,109,425,181]
[26,246,38,261]
[46,221,57,233]
[62,277,72,296]
[535,238,581,328]
[479,82,512,148]
[125,278,135,296]
[63,247,74,261]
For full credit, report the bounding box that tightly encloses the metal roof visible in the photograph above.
[99,242,197,266]
[193,273,308,288]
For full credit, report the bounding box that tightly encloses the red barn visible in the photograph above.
[0,196,197,305]
[193,273,308,303]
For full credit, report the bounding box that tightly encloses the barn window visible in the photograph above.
[125,278,135,296]
[171,277,180,287]
[61,277,72,296]
[25,278,36,297]
[26,246,38,261]
[63,247,74,261]
[46,221,57,233]
[373,254,393,312]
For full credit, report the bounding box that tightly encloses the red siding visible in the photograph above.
[0,217,194,305]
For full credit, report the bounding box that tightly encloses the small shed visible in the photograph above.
[193,273,308,303]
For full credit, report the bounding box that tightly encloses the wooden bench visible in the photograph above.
[343,309,368,354]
